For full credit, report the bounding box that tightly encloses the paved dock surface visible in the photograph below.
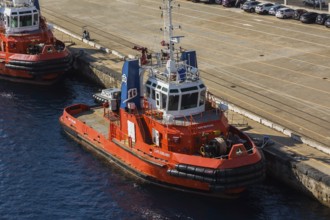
[41,0,329,149]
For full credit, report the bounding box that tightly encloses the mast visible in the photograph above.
[161,0,182,75]
[163,0,174,61]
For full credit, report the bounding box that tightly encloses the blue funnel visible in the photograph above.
[120,59,141,110]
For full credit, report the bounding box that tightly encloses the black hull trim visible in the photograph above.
[5,54,73,75]
[167,159,266,190]
[60,123,242,199]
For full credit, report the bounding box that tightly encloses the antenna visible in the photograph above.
[160,0,183,62]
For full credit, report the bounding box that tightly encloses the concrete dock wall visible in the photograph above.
[73,55,122,88]
[265,147,330,207]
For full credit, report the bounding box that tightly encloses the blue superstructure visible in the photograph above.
[120,59,141,109]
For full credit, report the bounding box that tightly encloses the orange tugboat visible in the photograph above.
[0,0,72,84]
[60,0,265,197]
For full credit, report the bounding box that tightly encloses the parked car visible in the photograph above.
[268,5,285,16]
[222,0,236,7]
[315,13,330,25]
[192,0,222,4]
[255,2,274,14]
[236,0,248,7]
[325,17,330,27]
[300,12,319,23]
[293,9,308,20]
[275,8,295,19]
[303,0,325,7]
[242,1,260,12]
[223,0,245,7]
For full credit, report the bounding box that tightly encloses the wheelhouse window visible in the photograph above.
[33,13,39,25]
[151,88,155,100]
[156,93,160,106]
[150,83,156,100]
[168,94,179,111]
[11,16,18,28]
[145,86,151,98]
[181,86,198,92]
[181,92,198,110]
[161,93,167,109]
[199,90,206,106]
[20,15,32,27]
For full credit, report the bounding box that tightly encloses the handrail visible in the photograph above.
[146,58,199,84]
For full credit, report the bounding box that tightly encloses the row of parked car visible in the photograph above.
[191,0,330,27]
[241,1,330,27]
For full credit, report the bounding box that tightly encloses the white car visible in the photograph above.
[268,5,285,15]
[275,8,295,19]
[255,3,274,14]
[242,1,261,13]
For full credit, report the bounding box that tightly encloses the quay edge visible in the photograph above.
[54,25,330,208]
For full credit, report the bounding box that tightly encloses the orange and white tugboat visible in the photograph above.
[60,0,265,197]
[0,0,72,84]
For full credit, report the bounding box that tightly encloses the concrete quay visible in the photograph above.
[46,0,330,207]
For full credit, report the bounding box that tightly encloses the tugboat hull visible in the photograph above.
[61,121,254,198]
[60,104,265,198]
[0,52,72,85]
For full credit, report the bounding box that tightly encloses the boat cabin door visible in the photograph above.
[155,92,161,109]
[152,128,160,146]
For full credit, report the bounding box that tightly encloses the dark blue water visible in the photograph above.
[0,75,329,220]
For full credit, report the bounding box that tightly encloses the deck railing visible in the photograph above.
[147,60,199,84]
